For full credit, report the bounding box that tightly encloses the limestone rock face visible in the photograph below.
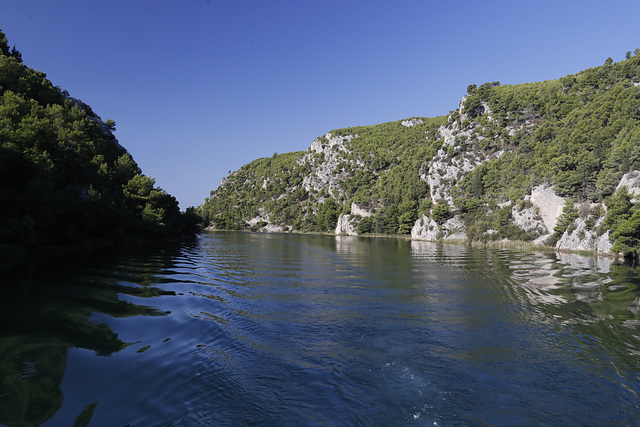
[335,214,358,235]
[423,146,484,204]
[401,118,424,127]
[512,202,546,234]
[411,215,467,241]
[617,170,640,201]
[597,231,613,254]
[334,203,372,235]
[350,203,372,218]
[422,123,482,204]
[556,217,601,252]
[420,102,504,205]
[411,216,438,240]
[530,185,565,234]
[554,203,612,254]
[299,132,361,198]
[264,224,285,232]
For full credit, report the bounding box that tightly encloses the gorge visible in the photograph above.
[200,52,640,258]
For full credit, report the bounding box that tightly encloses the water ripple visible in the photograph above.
[4,233,640,426]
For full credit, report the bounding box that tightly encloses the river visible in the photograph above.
[1,232,639,426]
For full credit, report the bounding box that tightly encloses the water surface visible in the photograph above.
[1,232,639,426]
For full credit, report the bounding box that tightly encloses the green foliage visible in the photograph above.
[356,216,373,234]
[604,186,633,230]
[604,186,640,257]
[610,210,640,257]
[202,48,640,255]
[463,94,483,118]
[317,198,340,232]
[200,115,446,232]
[397,200,418,234]
[548,200,579,246]
[431,202,452,226]
[0,29,199,270]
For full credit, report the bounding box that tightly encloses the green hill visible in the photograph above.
[200,50,640,257]
[0,29,200,271]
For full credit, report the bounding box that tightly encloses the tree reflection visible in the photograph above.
[0,257,172,427]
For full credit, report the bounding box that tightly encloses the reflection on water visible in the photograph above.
[0,255,175,427]
[1,234,640,426]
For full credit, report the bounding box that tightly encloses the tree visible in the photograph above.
[356,216,373,234]
[397,200,418,234]
[431,202,452,226]
[549,200,579,245]
[604,186,632,230]
[463,94,483,118]
[0,29,9,56]
[611,210,640,257]
[317,198,340,232]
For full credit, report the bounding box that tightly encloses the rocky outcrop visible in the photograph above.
[335,203,372,235]
[298,133,362,198]
[556,216,602,252]
[511,202,546,234]
[617,170,640,201]
[350,203,372,218]
[530,185,565,235]
[401,118,424,127]
[408,179,619,256]
[411,215,467,241]
[420,100,505,204]
[423,145,488,204]
[264,224,286,232]
[551,170,640,254]
[335,214,358,235]
[555,202,612,254]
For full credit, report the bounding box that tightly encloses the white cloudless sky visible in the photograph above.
[3,0,640,208]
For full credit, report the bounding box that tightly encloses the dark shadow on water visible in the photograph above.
[0,245,176,427]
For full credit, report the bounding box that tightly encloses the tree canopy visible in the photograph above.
[0,29,201,271]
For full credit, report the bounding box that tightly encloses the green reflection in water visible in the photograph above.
[0,256,171,427]
[0,336,65,427]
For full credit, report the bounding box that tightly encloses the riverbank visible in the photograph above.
[207,226,624,260]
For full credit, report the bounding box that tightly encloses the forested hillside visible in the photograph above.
[200,50,640,257]
[0,29,200,270]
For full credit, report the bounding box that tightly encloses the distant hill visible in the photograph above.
[0,29,200,271]
[200,50,640,257]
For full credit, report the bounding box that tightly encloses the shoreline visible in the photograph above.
[206,228,623,260]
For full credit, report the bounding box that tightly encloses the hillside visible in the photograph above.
[0,30,200,271]
[200,50,640,257]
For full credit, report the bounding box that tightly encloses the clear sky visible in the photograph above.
[3,0,640,208]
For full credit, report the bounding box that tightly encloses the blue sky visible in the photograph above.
[3,1,640,208]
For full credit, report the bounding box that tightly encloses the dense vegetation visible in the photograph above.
[450,52,640,248]
[201,116,447,235]
[0,30,201,271]
[201,49,640,256]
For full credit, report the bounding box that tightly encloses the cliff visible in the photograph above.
[200,51,640,257]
